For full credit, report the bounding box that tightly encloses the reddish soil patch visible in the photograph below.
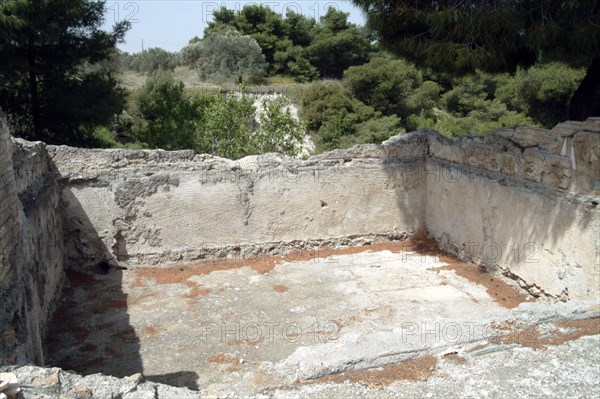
[184,286,210,299]
[2,329,16,346]
[105,346,124,359]
[273,284,287,293]
[77,357,105,371]
[313,355,437,388]
[133,231,527,311]
[209,353,239,363]
[208,352,244,372]
[443,352,468,364]
[110,326,138,343]
[65,270,99,286]
[133,256,279,287]
[70,326,90,343]
[133,232,439,289]
[489,321,514,331]
[79,343,97,353]
[430,263,531,308]
[95,322,116,330]
[489,317,600,350]
[142,326,159,337]
[104,299,128,309]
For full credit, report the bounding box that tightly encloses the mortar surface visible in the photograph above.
[46,244,548,396]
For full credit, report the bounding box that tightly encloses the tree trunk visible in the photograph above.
[27,35,42,140]
[568,56,600,121]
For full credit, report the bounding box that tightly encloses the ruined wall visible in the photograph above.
[46,119,599,301]
[0,113,64,365]
[426,120,600,301]
[46,133,427,269]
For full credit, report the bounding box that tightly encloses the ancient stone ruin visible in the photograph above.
[1,112,599,398]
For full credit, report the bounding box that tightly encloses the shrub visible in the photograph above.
[343,57,441,130]
[496,62,586,127]
[196,31,267,83]
[133,72,197,150]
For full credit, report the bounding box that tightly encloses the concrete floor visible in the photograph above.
[47,243,543,396]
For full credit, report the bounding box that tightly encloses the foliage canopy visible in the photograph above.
[0,0,129,143]
[353,0,600,119]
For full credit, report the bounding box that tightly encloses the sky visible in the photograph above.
[101,1,367,54]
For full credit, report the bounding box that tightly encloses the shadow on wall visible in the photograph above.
[382,128,599,300]
[45,172,199,389]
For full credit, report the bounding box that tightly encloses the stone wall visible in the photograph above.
[1,115,598,369]
[46,132,427,269]
[0,112,65,365]
[426,120,600,301]
[45,120,599,301]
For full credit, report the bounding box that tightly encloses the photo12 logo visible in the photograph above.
[106,2,140,24]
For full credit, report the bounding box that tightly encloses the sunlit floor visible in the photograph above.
[47,242,537,395]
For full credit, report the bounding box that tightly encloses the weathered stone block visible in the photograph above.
[572,130,600,180]
[429,134,465,163]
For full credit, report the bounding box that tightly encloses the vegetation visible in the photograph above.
[205,5,374,79]
[0,0,129,143]
[120,47,177,74]
[0,1,592,157]
[133,72,304,159]
[195,31,267,83]
[352,0,600,120]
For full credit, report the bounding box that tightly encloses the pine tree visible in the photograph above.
[0,0,129,143]
[353,0,600,120]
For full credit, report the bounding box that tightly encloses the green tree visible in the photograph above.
[273,45,319,82]
[344,57,441,122]
[194,94,255,158]
[255,97,305,155]
[305,8,373,78]
[496,63,586,127]
[133,72,198,150]
[235,4,285,68]
[205,6,235,32]
[0,0,129,143]
[119,48,177,74]
[346,115,404,147]
[300,82,378,151]
[196,31,267,83]
[353,0,599,120]
[282,10,315,47]
[203,5,372,79]
[195,95,305,159]
[178,41,202,68]
[137,48,177,74]
[205,5,285,70]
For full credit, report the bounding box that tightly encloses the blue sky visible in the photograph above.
[101,1,366,54]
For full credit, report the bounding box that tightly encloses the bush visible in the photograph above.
[343,57,441,130]
[254,97,305,154]
[301,82,384,152]
[121,48,178,74]
[430,100,534,137]
[196,31,267,83]
[133,72,197,150]
[194,94,256,158]
[300,82,374,131]
[346,115,404,147]
[496,62,585,127]
[132,73,304,158]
